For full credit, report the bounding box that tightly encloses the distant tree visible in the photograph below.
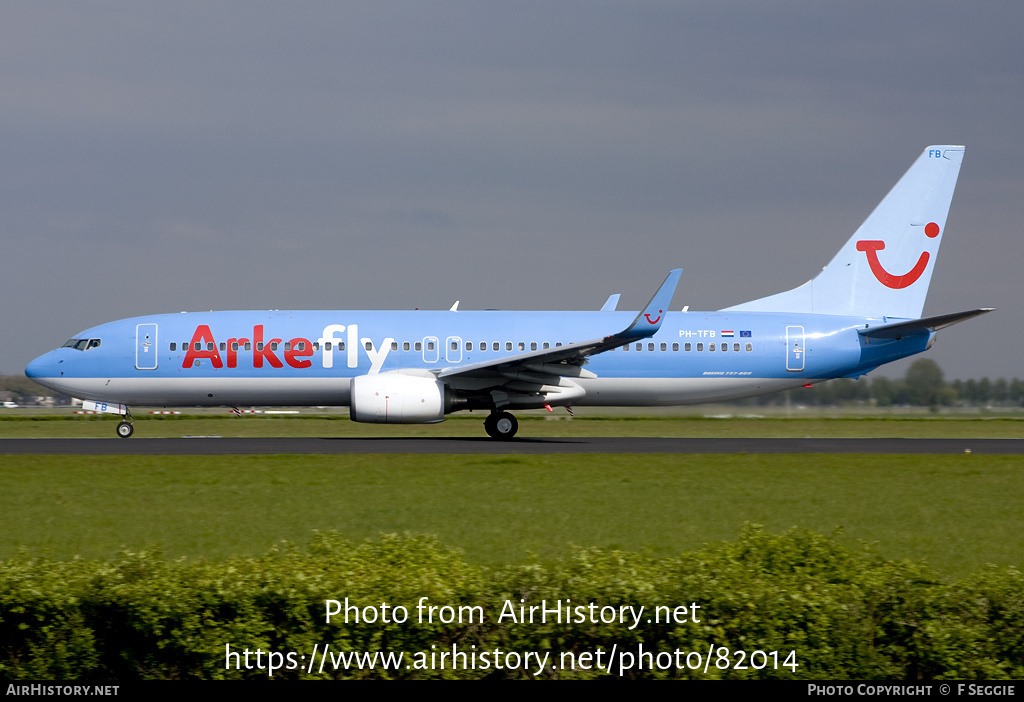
[992,378,1009,404]
[950,379,964,404]
[977,377,992,405]
[903,359,953,410]
[870,376,901,407]
[1011,379,1024,406]
[963,378,979,404]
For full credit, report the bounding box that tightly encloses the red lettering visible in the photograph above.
[182,325,223,369]
[183,327,317,370]
[225,338,250,368]
[252,325,283,368]
[285,338,313,368]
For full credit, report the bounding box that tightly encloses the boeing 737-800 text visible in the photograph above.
[26,145,991,439]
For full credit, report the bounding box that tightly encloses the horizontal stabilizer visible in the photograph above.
[859,308,994,340]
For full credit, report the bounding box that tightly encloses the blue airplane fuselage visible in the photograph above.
[25,308,927,407]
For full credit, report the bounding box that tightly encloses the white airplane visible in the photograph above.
[26,145,990,439]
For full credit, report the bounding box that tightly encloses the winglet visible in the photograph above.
[616,269,682,341]
[600,294,621,312]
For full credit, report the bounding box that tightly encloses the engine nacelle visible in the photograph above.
[349,374,448,424]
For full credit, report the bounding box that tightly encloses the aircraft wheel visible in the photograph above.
[484,411,518,440]
[116,421,134,438]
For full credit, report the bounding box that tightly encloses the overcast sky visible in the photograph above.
[3,1,1021,381]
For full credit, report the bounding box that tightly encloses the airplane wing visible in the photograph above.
[436,269,681,407]
[859,308,994,341]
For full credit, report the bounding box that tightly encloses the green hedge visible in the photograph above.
[1,527,1021,679]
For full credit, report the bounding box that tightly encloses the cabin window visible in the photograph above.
[745,342,753,352]
[685,342,691,351]
[635,343,642,351]
[648,342,655,351]
[415,342,422,351]
[324,342,332,351]
[296,342,306,351]
[478,342,485,351]
[697,343,704,352]
[256,342,264,351]
[543,342,550,349]
[492,341,499,351]
[284,342,291,351]
[232,342,240,351]
[660,343,667,351]
[403,342,410,351]
[672,343,679,351]
[505,342,512,351]
[622,345,629,351]
[518,342,525,351]
[220,342,226,351]
[390,341,398,351]
[733,343,740,352]
[170,342,177,351]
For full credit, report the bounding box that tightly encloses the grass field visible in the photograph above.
[2,452,1021,577]
[2,409,1024,438]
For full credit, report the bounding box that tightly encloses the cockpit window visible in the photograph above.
[62,338,102,351]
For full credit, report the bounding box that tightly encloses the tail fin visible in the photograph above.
[725,145,965,319]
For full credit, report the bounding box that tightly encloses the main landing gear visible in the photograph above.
[484,411,518,440]
[116,409,134,438]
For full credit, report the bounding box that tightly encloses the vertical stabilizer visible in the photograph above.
[725,145,965,319]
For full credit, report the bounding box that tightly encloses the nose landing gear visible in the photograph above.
[116,409,134,438]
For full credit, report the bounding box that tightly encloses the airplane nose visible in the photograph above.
[25,351,59,380]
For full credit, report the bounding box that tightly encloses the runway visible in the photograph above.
[2,437,1022,454]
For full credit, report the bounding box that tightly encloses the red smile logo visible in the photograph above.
[856,222,940,289]
[644,310,663,325]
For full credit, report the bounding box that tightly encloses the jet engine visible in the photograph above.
[349,373,449,424]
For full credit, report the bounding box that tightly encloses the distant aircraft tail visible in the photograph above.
[725,145,965,319]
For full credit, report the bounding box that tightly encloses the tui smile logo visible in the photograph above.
[644,310,663,325]
[856,222,940,289]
